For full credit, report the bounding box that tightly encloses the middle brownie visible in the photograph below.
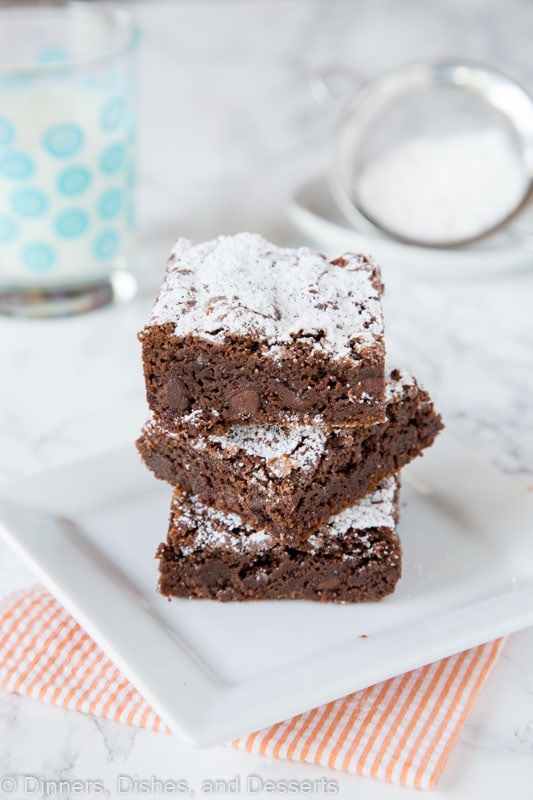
[137,369,443,542]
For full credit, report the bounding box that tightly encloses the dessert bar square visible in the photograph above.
[157,476,401,603]
[138,369,442,543]
[139,233,386,432]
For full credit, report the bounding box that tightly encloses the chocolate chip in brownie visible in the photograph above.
[228,386,260,417]
[163,372,190,413]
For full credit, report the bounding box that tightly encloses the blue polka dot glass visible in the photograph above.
[0,3,138,316]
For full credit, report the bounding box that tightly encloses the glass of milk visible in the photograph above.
[0,2,139,316]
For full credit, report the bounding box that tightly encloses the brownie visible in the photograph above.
[137,369,442,543]
[139,233,386,433]
[157,477,401,603]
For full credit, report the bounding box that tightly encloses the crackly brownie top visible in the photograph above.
[204,424,328,478]
[169,476,398,557]
[148,233,384,359]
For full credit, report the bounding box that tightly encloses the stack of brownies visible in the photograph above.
[137,233,443,603]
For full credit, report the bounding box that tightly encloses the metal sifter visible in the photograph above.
[317,61,533,249]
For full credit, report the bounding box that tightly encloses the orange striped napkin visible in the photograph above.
[0,585,503,790]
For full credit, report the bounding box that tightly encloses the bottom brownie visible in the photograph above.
[157,476,401,603]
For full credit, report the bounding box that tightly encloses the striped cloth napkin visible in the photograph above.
[0,584,503,790]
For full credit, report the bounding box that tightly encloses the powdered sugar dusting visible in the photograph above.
[207,424,327,476]
[148,233,384,359]
[325,476,397,536]
[357,128,527,244]
[172,476,398,556]
[173,494,272,555]
[385,369,416,402]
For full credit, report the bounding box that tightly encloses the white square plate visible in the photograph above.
[0,431,532,747]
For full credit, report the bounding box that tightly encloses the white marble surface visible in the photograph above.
[1,0,533,796]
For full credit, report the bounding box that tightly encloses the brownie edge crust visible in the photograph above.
[157,478,402,603]
[139,234,386,431]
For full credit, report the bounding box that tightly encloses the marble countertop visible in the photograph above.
[1,0,533,796]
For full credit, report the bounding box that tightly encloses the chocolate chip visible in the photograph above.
[276,381,313,412]
[228,387,260,417]
[163,374,190,413]
[276,381,299,410]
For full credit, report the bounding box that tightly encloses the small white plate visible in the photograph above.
[288,175,531,279]
[0,433,532,748]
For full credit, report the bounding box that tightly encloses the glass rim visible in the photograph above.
[0,1,139,77]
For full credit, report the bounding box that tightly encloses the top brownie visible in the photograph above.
[139,233,386,431]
